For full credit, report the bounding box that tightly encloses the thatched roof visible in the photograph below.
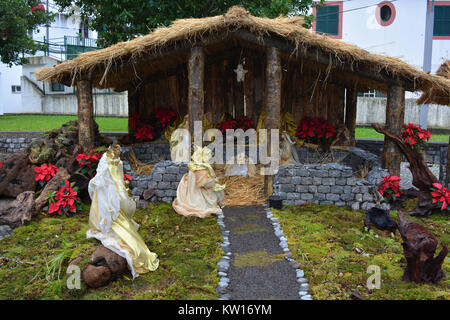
[417,60,450,106]
[36,6,450,96]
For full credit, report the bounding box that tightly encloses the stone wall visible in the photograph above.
[0,136,35,153]
[123,159,187,206]
[356,138,448,183]
[272,163,389,211]
[131,143,171,162]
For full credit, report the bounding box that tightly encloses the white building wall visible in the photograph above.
[0,64,22,115]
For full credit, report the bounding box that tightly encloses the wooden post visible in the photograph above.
[446,136,450,188]
[345,85,358,146]
[382,85,405,176]
[76,78,95,151]
[127,87,139,136]
[264,47,282,196]
[188,46,205,147]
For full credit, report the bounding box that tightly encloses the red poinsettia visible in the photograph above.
[134,124,154,141]
[129,111,142,130]
[48,180,79,217]
[34,163,59,186]
[377,175,403,203]
[236,115,255,131]
[123,174,133,181]
[430,183,450,211]
[0,162,3,169]
[295,117,336,144]
[153,108,177,129]
[76,150,103,177]
[401,123,431,152]
[218,118,238,133]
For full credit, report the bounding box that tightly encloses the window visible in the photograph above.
[11,85,21,94]
[376,1,396,26]
[51,82,65,92]
[313,1,343,39]
[434,3,450,38]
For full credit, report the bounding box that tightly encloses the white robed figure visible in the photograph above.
[170,115,191,163]
[172,146,225,218]
[86,144,159,278]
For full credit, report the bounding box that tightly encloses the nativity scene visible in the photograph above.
[0,6,448,301]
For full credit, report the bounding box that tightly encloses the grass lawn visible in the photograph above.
[0,203,222,300]
[0,115,127,132]
[0,115,448,142]
[272,203,449,300]
[356,127,449,142]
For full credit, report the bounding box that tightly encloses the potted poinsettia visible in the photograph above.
[295,117,336,150]
[400,123,431,152]
[34,163,59,188]
[377,175,403,203]
[76,150,103,177]
[46,180,81,217]
[430,183,450,212]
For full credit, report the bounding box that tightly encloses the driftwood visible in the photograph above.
[372,123,438,217]
[398,213,447,283]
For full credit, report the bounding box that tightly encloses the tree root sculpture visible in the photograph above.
[398,212,447,283]
[372,123,439,217]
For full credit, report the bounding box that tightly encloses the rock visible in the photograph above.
[0,191,35,228]
[82,264,112,288]
[0,225,13,240]
[0,152,36,198]
[142,188,155,201]
[91,245,128,275]
[350,291,364,300]
[34,167,71,214]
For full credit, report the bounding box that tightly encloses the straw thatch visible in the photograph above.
[36,6,450,96]
[417,60,450,106]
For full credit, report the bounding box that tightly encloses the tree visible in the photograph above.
[0,0,55,66]
[54,0,322,47]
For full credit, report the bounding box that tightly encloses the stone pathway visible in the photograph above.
[216,205,311,300]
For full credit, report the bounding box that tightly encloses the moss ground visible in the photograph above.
[272,203,449,300]
[0,203,222,300]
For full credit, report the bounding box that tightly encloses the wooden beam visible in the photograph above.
[446,136,450,188]
[76,79,95,151]
[345,85,358,146]
[232,30,417,92]
[382,85,405,176]
[188,46,205,147]
[264,46,282,196]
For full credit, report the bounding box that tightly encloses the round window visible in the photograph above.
[380,5,391,21]
[376,2,396,26]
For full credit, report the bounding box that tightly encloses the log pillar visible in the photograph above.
[127,87,139,136]
[264,47,282,196]
[76,79,95,151]
[345,85,358,146]
[446,136,450,188]
[382,85,405,176]
[187,46,205,147]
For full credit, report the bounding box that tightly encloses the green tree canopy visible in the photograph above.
[55,0,322,47]
[0,0,55,66]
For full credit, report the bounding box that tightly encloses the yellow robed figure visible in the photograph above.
[172,146,225,218]
[87,145,159,278]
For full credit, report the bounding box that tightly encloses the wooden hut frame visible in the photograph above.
[36,6,450,181]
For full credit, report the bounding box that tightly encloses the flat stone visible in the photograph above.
[296,269,305,278]
[298,291,308,296]
[300,295,312,300]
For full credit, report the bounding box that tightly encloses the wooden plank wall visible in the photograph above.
[131,51,346,129]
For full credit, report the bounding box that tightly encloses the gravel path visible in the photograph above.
[216,205,311,300]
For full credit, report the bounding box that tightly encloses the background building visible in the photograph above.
[0,0,126,117]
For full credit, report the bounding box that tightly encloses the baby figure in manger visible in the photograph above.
[172,146,225,218]
[86,144,159,279]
